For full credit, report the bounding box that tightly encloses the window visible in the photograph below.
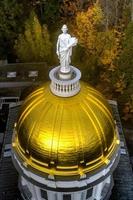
[63,194,71,200]
[41,190,48,200]
[86,188,93,199]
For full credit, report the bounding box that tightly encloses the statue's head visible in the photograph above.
[61,24,68,34]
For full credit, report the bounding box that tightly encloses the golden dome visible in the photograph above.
[13,82,119,179]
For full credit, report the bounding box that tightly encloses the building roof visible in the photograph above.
[12,82,119,179]
[0,105,21,199]
[0,99,133,199]
[109,101,133,200]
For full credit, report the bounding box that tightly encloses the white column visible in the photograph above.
[69,85,71,91]
[34,185,42,200]
[106,175,111,184]
[81,191,86,200]
[57,192,62,200]
[31,184,39,200]
[74,192,82,200]
[93,182,103,200]
[48,191,56,200]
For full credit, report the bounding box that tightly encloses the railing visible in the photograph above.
[49,66,81,97]
[0,97,19,104]
[0,97,20,110]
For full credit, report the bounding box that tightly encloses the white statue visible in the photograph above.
[56,24,78,73]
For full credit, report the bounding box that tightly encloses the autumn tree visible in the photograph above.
[99,0,131,28]
[60,0,83,21]
[14,11,52,63]
[117,22,133,121]
[75,4,121,72]
[23,0,61,28]
[0,0,25,59]
[28,0,61,28]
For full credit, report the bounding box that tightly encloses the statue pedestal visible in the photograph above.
[49,66,81,97]
[59,70,72,80]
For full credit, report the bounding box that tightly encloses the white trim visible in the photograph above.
[13,151,119,190]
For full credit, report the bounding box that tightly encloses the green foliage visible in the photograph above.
[14,11,52,63]
[42,0,60,26]
[97,22,133,121]
[28,0,61,28]
[0,0,24,58]
[115,22,133,95]
[117,22,133,120]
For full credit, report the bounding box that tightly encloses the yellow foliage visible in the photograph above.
[101,28,123,68]
[75,4,122,70]
[75,4,104,53]
[100,72,111,83]
[114,75,126,94]
[14,11,52,62]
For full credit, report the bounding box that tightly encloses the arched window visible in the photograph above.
[63,194,71,200]
[86,188,93,199]
[41,190,48,200]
